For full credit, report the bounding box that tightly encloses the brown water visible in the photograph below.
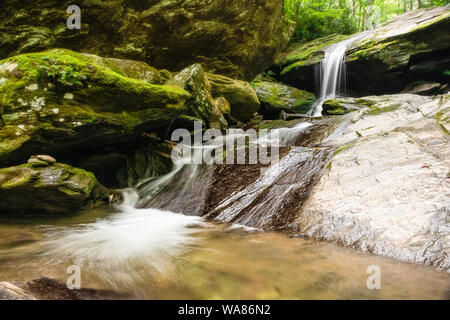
[0,205,448,300]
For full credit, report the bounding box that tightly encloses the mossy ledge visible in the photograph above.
[0,162,109,215]
[0,49,190,164]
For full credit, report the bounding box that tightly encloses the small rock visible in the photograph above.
[27,155,56,167]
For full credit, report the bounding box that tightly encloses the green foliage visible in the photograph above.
[38,58,84,88]
[285,0,357,41]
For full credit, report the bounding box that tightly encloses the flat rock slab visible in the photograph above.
[295,94,450,271]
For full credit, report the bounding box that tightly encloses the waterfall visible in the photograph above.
[310,32,369,116]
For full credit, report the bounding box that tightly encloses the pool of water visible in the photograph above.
[0,205,448,299]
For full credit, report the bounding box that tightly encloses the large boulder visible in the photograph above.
[251,79,316,118]
[273,6,450,95]
[294,93,450,271]
[346,6,450,95]
[0,49,190,166]
[0,158,110,215]
[0,0,292,81]
[207,73,260,122]
[172,64,228,130]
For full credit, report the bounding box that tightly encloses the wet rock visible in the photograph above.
[402,81,449,95]
[0,0,292,80]
[115,144,173,188]
[252,80,316,118]
[295,93,450,271]
[28,155,56,167]
[0,278,125,300]
[322,98,370,115]
[206,147,331,230]
[207,73,260,122]
[173,64,227,130]
[0,49,190,166]
[0,282,35,300]
[0,162,110,215]
[215,97,231,116]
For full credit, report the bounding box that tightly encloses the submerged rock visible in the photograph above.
[0,0,291,80]
[0,278,125,300]
[207,73,260,122]
[273,6,450,95]
[295,94,450,271]
[252,80,316,118]
[0,49,190,165]
[0,160,109,215]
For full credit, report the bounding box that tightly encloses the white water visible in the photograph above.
[42,193,206,292]
[310,32,369,116]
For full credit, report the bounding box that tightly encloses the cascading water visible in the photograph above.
[310,32,369,116]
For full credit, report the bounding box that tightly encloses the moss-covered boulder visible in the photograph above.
[173,64,227,130]
[346,6,450,95]
[272,6,450,95]
[207,73,260,122]
[322,98,366,115]
[0,0,292,81]
[251,80,316,118]
[322,96,415,116]
[0,49,190,165]
[0,159,109,215]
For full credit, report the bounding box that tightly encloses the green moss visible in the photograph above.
[279,34,351,75]
[332,143,354,157]
[0,49,190,113]
[0,49,192,162]
[255,119,302,130]
[366,104,400,115]
[0,164,35,189]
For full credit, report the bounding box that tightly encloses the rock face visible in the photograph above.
[346,6,450,95]
[273,6,450,95]
[207,73,260,122]
[0,160,109,215]
[251,80,316,118]
[294,94,450,271]
[0,49,190,166]
[0,0,291,80]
